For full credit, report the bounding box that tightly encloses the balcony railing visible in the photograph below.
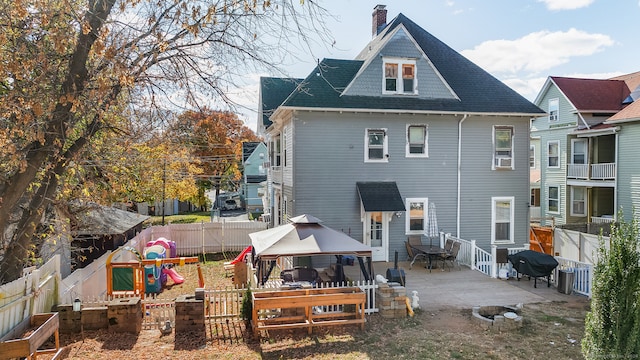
[567,162,615,181]
[591,163,615,180]
[270,166,282,184]
[567,164,588,179]
[591,216,615,224]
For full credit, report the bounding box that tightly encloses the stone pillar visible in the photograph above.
[175,294,205,337]
[53,304,81,334]
[108,297,142,333]
[376,282,407,318]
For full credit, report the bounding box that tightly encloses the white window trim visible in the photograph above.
[547,140,560,169]
[492,125,514,170]
[491,196,514,245]
[405,197,428,235]
[548,98,559,122]
[405,124,428,158]
[571,138,587,165]
[529,144,536,169]
[365,128,389,163]
[570,187,587,217]
[382,57,418,95]
[548,185,560,214]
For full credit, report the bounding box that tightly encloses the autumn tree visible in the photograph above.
[62,109,203,209]
[171,108,260,208]
[0,0,332,283]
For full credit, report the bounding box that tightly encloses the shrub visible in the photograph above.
[240,286,253,321]
[582,210,640,358]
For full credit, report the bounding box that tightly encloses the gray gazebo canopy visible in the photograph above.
[249,214,374,283]
[250,214,372,260]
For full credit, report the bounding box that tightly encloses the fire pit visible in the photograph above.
[472,305,523,331]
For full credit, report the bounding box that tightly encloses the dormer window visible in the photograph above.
[383,58,416,95]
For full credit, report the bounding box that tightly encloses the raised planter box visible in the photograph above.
[251,286,365,336]
[0,312,62,360]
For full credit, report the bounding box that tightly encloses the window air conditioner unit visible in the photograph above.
[496,157,512,168]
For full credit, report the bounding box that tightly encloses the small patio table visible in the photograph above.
[409,245,446,272]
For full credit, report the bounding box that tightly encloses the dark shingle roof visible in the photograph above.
[551,76,630,112]
[275,13,543,115]
[260,77,303,128]
[242,141,261,163]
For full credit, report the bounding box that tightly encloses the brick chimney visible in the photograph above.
[372,5,387,37]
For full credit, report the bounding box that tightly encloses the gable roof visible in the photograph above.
[267,13,543,119]
[607,99,640,123]
[242,141,261,163]
[550,76,630,113]
[260,77,303,128]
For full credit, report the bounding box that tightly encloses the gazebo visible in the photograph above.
[249,214,374,284]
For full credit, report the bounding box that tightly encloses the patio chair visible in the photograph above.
[443,238,454,252]
[406,236,422,261]
[440,241,461,271]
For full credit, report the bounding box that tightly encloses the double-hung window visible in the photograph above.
[365,128,388,162]
[548,141,559,168]
[548,186,560,213]
[383,58,417,94]
[493,126,514,169]
[571,187,586,216]
[406,125,428,157]
[548,98,559,122]
[491,197,514,244]
[529,145,536,169]
[274,135,282,167]
[406,198,427,234]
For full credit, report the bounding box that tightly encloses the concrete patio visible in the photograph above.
[344,260,587,311]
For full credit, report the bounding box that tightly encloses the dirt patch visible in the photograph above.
[44,261,591,359]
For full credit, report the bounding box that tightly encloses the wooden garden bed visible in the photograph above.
[251,286,365,336]
[0,312,62,360]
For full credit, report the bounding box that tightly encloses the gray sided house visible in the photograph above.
[531,73,640,228]
[259,7,543,262]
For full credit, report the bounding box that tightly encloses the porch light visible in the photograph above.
[73,298,81,312]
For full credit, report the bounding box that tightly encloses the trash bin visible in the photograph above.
[557,269,574,294]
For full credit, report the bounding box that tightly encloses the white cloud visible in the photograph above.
[538,0,594,10]
[461,28,614,75]
[502,77,547,101]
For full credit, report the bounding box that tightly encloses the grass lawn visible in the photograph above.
[145,211,212,226]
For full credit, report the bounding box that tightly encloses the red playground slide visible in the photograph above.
[230,246,253,265]
[163,267,185,285]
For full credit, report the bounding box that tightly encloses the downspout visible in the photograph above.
[614,132,619,221]
[457,114,469,236]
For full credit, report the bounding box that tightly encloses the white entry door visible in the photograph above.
[365,211,388,262]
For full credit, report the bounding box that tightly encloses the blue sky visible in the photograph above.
[232,0,640,131]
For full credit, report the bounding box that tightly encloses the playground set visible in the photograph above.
[106,237,203,297]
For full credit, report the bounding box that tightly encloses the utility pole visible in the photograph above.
[162,158,166,226]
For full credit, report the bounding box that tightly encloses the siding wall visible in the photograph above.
[617,124,640,223]
[458,116,531,250]
[288,110,530,258]
[344,29,455,100]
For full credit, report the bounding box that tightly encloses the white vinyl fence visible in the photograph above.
[554,227,608,265]
[0,256,61,339]
[445,232,594,297]
[133,220,265,255]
